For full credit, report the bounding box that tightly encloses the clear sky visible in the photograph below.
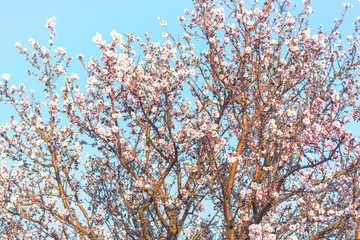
[0,0,359,133]
[0,0,192,82]
[1,0,359,81]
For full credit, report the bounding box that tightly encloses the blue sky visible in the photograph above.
[0,0,360,134]
[0,0,192,82]
[1,0,359,81]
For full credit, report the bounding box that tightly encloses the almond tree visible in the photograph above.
[1,0,360,239]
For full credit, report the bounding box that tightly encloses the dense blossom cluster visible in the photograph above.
[1,0,360,239]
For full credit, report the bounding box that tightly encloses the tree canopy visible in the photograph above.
[1,0,360,239]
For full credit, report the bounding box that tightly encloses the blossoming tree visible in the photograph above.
[1,0,360,239]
